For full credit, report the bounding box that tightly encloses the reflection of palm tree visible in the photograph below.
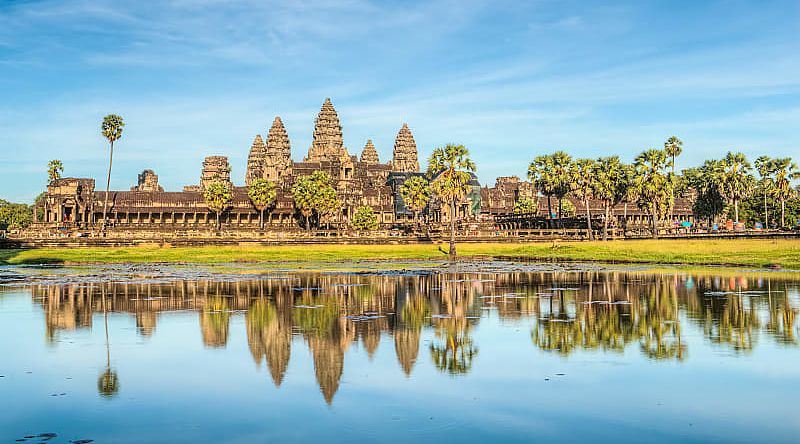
[200,297,231,348]
[98,285,119,398]
[429,279,478,375]
[430,320,478,375]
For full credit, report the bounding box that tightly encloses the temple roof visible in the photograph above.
[391,123,419,173]
[360,139,380,164]
[306,98,349,163]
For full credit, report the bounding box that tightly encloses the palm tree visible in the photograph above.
[47,159,63,183]
[399,175,432,229]
[683,160,726,228]
[100,114,124,234]
[664,136,683,174]
[428,144,476,261]
[572,158,596,240]
[291,171,337,231]
[247,178,277,230]
[754,156,775,229]
[631,149,672,238]
[718,151,755,224]
[593,156,632,240]
[527,151,574,228]
[203,180,233,230]
[771,157,799,227]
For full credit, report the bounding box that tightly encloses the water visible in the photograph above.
[1,261,799,443]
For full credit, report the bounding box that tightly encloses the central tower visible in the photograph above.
[305,98,349,162]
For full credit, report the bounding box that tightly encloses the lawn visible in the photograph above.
[1,239,799,269]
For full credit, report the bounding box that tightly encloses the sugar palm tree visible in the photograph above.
[247,178,277,230]
[527,151,574,228]
[593,156,632,240]
[428,144,476,261]
[664,136,683,174]
[203,180,233,230]
[399,175,432,229]
[718,151,755,224]
[100,114,124,234]
[47,159,63,183]
[572,158,596,240]
[631,149,672,238]
[754,156,775,229]
[528,155,556,225]
[771,157,799,227]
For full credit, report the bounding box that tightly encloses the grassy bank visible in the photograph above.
[1,239,799,269]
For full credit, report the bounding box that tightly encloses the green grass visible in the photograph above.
[1,239,799,269]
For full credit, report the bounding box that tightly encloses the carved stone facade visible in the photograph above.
[131,169,163,192]
[391,124,420,173]
[200,156,232,190]
[305,98,349,163]
[32,97,696,233]
[360,139,380,164]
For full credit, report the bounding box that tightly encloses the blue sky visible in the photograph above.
[1,0,799,202]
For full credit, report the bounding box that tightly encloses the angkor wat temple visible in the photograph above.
[33,98,693,234]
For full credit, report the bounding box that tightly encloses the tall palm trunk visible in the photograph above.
[546,195,553,228]
[651,206,658,239]
[734,199,739,224]
[781,199,786,228]
[216,212,221,231]
[602,205,610,241]
[764,192,769,229]
[101,140,114,234]
[623,202,628,238]
[583,198,593,240]
[449,197,457,261]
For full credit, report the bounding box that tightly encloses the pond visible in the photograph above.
[1,261,799,443]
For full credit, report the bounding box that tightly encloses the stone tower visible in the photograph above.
[131,169,163,192]
[263,116,293,182]
[391,123,419,172]
[305,98,349,162]
[360,139,380,164]
[200,156,231,190]
[245,135,267,186]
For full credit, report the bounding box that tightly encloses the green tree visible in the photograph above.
[754,156,775,229]
[683,160,726,227]
[428,144,476,261]
[631,149,673,238]
[291,171,338,231]
[718,151,755,223]
[47,159,63,183]
[572,158,596,240]
[0,200,33,230]
[513,196,536,214]
[399,175,431,227]
[247,178,277,230]
[528,151,575,227]
[351,205,378,231]
[771,157,799,227]
[203,180,233,230]
[664,136,683,174]
[593,156,631,240]
[100,114,124,233]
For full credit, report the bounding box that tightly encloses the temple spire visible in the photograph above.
[306,98,348,162]
[245,134,266,186]
[360,139,380,164]
[391,123,419,172]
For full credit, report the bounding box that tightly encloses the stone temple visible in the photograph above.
[33,97,694,233]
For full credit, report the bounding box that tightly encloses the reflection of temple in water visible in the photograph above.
[30,269,799,403]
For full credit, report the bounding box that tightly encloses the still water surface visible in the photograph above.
[1,261,799,443]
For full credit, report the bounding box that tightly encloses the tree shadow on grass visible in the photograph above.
[0,248,65,266]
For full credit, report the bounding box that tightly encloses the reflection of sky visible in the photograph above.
[2,285,800,443]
